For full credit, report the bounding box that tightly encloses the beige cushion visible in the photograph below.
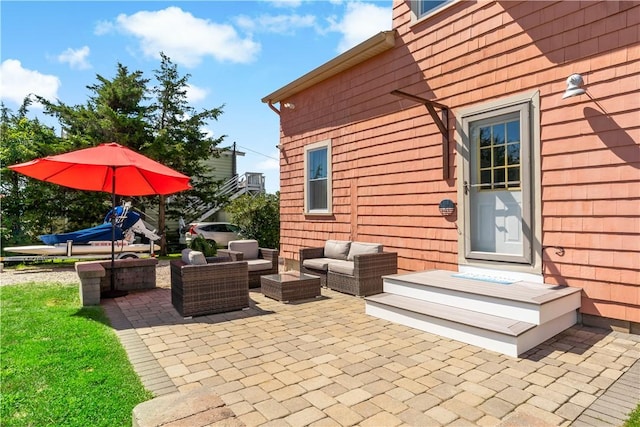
[228,240,259,260]
[246,259,272,272]
[328,260,355,276]
[188,250,207,266]
[181,248,193,264]
[347,242,382,261]
[324,240,351,260]
[303,257,333,271]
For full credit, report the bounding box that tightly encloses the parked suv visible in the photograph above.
[184,222,241,247]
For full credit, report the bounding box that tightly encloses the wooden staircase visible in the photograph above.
[365,270,582,357]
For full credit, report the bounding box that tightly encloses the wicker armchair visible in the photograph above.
[218,240,279,288]
[170,259,249,317]
[300,247,328,285]
[328,252,397,296]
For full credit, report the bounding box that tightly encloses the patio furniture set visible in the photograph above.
[170,239,398,317]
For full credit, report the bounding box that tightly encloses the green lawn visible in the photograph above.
[627,403,640,427]
[1,283,152,426]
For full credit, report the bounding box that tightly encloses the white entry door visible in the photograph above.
[463,104,532,264]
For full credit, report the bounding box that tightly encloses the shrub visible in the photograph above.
[189,235,217,256]
[226,193,280,249]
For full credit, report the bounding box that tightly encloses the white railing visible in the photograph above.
[188,172,265,223]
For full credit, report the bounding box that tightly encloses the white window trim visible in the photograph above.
[304,139,332,215]
[455,91,542,275]
[410,0,458,25]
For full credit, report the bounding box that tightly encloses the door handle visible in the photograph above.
[464,181,470,195]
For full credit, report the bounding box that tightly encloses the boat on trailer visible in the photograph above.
[2,202,161,261]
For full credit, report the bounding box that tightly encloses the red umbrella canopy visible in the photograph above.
[8,142,191,196]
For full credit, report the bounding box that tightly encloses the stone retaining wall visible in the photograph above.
[76,257,158,305]
[98,258,158,292]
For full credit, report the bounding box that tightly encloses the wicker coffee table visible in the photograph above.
[261,272,321,303]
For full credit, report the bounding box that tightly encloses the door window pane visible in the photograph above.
[492,123,505,145]
[506,120,519,142]
[493,146,505,167]
[508,167,520,187]
[480,148,491,168]
[479,127,491,147]
[494,169,506,189]
[507,143,520,165]
[476,119,521,191]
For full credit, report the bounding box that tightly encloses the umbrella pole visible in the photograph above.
[101,168,127,299]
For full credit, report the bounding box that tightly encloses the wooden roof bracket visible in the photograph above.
[391,90,450,179]
[267,100,281,115]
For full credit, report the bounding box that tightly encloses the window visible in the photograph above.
[304,140,332,214]
[477,117,521,191]
[412,0,454,20]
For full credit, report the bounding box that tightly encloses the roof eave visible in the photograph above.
[261,30,396,105]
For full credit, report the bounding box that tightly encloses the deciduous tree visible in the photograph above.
[226,193,280,249]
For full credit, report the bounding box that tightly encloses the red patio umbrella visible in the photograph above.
[9,142,192,297]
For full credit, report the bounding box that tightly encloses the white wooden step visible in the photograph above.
[383,270,581,325]
[365,293,578,357]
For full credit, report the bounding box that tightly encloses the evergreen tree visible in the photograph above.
[0,99,75,247]
[146,53,226,254]
[39,63,151,149]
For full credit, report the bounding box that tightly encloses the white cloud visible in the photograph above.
[111,7,260,67]
[94,20,115,35]
[57,46,91,70]
[235,13,317,35]
[330,1,391,53]
[0,59,61,107]
[186,83,208,104]
[267,0,303,7]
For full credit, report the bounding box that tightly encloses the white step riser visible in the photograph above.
[383,279,581,326]
[366,301,578,358]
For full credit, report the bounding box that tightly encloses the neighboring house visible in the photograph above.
[150,145,265,247]
[263,0,639,333]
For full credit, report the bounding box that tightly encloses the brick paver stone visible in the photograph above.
[254,399,290,420]
[284,406,325,427]
[336,388,372,406]
[324,403,364,426]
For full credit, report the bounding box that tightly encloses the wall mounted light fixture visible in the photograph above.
[283,102,295,109]
[562,73,586,99]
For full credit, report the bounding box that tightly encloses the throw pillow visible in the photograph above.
[181,248,193,264]
[347,242,382,261]
[188,250,208,266]
[324,240,351,260]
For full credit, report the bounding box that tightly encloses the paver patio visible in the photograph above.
[103,286,640,426]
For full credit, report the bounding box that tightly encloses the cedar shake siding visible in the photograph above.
[265,1,639,328]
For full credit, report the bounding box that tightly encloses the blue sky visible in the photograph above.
[1,0,392,194]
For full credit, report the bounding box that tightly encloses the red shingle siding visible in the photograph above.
[277,1,639,323]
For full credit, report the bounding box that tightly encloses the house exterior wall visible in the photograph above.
[276,1,639,325]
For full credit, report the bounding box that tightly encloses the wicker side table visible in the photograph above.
[261,272,321,303]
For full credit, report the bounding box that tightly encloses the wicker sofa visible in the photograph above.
[170,251,249,317]
[300,240,397,297]
[218,240,279,288]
